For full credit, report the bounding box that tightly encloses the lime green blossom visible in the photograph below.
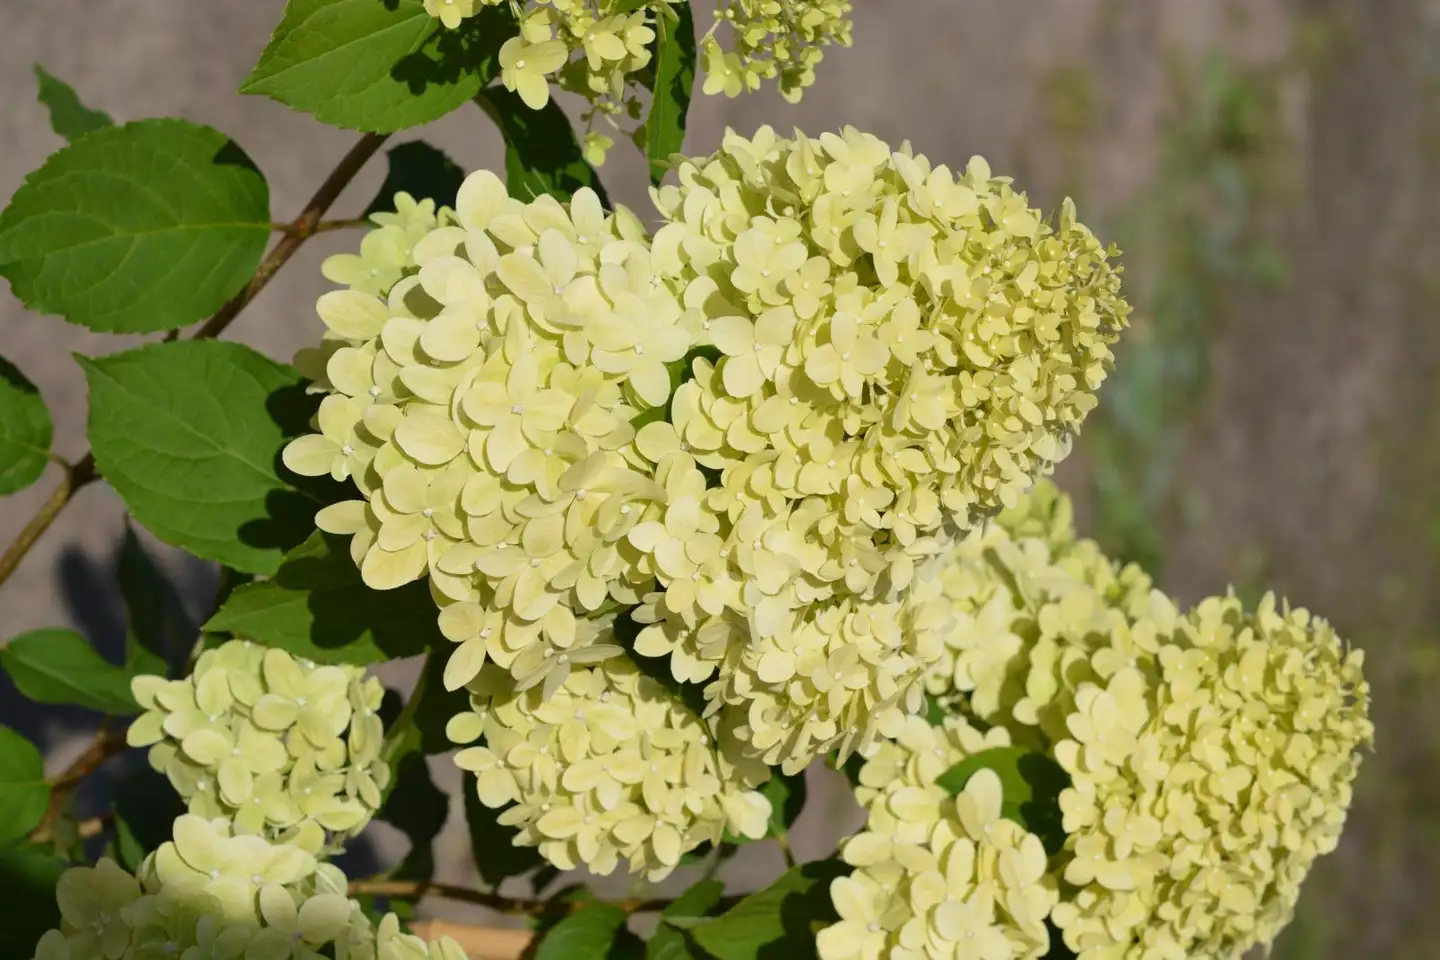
[28,824,469,960]
[287,174,691,698]
[1047,594,1372,959]
[917,481,1373,959]
[126,641,389,854]
[451,649,773,881]
[818,715,1059,960]
[704,0,852,102]
[422,3,851,163]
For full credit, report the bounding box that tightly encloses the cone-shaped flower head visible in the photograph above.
[126,641,389,854]
[911,481,1373,958]
[818,714,1059,960]
[29,822,470,960]
[450,640,774,881]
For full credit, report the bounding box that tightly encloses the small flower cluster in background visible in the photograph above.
[126,641,389,855]
[283,126,1126,878]
[818,480,1374,960]
[451,647,772,880]
[420,1,852,163]
[30,815,466,960]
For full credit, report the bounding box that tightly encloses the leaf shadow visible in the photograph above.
[0,357,41,397]
[235,382,347,560]
[391,4,513,95]
[209,139,263,178]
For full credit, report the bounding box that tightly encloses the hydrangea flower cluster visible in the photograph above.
[29,815,467,960]
[632,127,1128,770]
[285,136,1126,873]
[818,714,1058,960]
[420,2,853,161]
[126,641,389,855]
[901,481,1374,958]
[449,646,772,881]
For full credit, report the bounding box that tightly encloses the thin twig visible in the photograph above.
[351,878,744,918]
[0,132,389,595]
[0,455,96,592]
[30,812,114,846]
[30,721,128,841]
[348,880,542,916]
[193,133,388,341]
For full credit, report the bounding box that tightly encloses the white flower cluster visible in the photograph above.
[450,646,772,881]
[889,481,1375,959]
[286,136,1126,874]
[632,127,1128,771]
[29,815,467,960]
[421,2,853,162]
[126,641,388,855]
[819,715,1058,960]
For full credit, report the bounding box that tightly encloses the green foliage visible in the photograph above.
[689,860,848,960]
[644,4,697,184]
[242,0,510,133]
[477,90,610,205]
[0,120,269,334]
[0,629,140,715]
[0,725,49,845]
[0,843,65,957]
[33,64,113,142]
[760,770,807,842]
[205,531,443,664]
[533,901,641,960]
[0,357,53,495]
[935,746,1069,856]
[362,141,466,217]
[648,880,726,960]
[80,341,318,575]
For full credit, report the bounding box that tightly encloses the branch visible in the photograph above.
[30,720,128,841]
[0,454,96,591]
[0,132,389,595]
[350,878,744,918]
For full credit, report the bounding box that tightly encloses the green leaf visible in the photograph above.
[477,90,610,206]
[534,901,641,960]
[923,693,946,726]
[690,860,846,960]
[242,0,512,133]
[934,745,1070,856]
[0,842,65,957]
[112,765,185,873]
[0,725,49,845]
[80,340,319,575]
[762,769,807,840]
[204,531,441,664]
[0,119,269,334]
[410,650,470,754]
[0,357,53,495]
[119,525,196,678]
[462,771,546,888]
[648,880,725,960]
[643,4,696,185]
[380,752,448,881]
[0,629,139,715]
[33,64,113,142]
[363,141,466,218]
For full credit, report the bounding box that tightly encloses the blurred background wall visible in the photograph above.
[3,1,1437,956]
